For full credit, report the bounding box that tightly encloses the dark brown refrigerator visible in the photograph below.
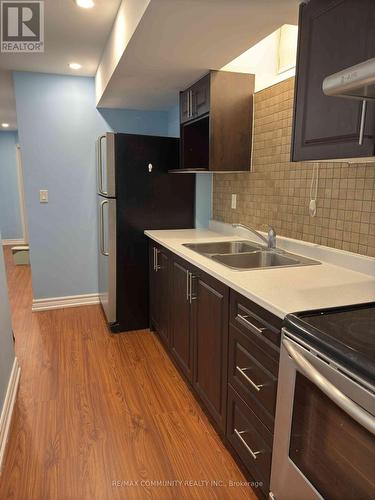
[96,132,195,333]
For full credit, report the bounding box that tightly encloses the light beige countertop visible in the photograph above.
[145,227,375,319]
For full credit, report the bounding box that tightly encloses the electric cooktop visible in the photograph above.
[285,302,375,386]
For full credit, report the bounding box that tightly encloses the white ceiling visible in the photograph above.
[0,0,300,128]
[97,0,299,110]
[0,0,121,128]
[0,0,121,76]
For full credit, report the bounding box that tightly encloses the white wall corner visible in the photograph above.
[0,358,21,473]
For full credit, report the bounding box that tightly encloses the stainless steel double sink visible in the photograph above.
[183,240,321,270]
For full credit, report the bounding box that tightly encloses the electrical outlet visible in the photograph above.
[39,190,48,203]
[231,194,237,210]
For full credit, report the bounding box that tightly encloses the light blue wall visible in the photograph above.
[14,72,169,300]
[167,105,180,137]
[0,234,15,410]
[167,105,212,228]
[99,108,168,135]
[0,132,23,240]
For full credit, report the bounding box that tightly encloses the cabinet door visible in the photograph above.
[180,90,191,124]
[170,258,193,380]
[292,0,375,161]
[192,74,210,119]
[192,270,229,432]
[149,244,170,346]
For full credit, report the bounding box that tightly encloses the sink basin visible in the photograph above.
[183,240,262,256]
[211,250,320,270]
[183,239,320,270]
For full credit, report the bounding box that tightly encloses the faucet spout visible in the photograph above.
[232,223,277,250]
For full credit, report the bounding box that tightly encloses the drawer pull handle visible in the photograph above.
[154,248,161,271]
[236,366,266,392]
[237,313,266,336]
[189,272,197,303]
[234,429,262,460]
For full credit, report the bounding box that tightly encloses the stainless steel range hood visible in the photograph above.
[323,57,375,100]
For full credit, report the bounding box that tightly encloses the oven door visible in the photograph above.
[270,330,375,500]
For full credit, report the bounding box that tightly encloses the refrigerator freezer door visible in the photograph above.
[98,195,117,324]
[97,133,116,198]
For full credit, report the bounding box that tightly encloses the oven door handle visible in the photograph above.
[283,338,375,436]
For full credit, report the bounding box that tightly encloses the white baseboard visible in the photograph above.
[32,293,100,312]
[2,239,26,246]
[0,358,21,473]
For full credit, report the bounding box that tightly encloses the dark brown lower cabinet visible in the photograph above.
[149,242,170,347]
[192,271,228,432]
[148,241,282,498]
[169,256,229,431]
[228,324,278,433]
[227,385,273,498]
[170,257,194,381]
[227,292,281,498]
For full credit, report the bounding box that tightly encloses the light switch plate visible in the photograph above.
[231,194,237,210]
[40,190,48,203]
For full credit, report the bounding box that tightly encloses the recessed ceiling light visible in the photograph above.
[69,62,82,70]
[75,0,95,8]
[1,123,9,128]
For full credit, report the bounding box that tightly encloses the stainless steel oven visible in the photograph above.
[270,329,375,500]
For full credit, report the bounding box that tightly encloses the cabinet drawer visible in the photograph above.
[228,325,278,432]
[227,385,272,497]
[230,291,281,356]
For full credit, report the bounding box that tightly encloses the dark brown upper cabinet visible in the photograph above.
[180,73,210,124]
[175,70,255,172]
[292,0,375,162]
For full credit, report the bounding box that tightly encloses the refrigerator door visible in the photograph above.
[114,134,195,332]
[96,133,116,198]
[98,195,117,324]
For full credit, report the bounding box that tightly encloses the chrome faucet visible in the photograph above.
[232,223,277,250]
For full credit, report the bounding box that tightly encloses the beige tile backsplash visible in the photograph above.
[212,77,375,257]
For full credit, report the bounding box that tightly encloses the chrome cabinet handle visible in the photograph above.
[234,429,262,460]
[189,272,197,303]
[185,271,197,303]
[237,313,266,336]
[99,200,109,256]
[97,135,108,196]
[236,366,266,392]
[188,90,194,118]
[283,338,375,436]
[187,91,191,118]
[154,248,161,272]
[359,99,367,145]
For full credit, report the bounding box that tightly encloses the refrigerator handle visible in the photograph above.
[99,200,109,256]
[97,135,108,196]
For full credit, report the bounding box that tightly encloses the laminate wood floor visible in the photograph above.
[0,247,256,500]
